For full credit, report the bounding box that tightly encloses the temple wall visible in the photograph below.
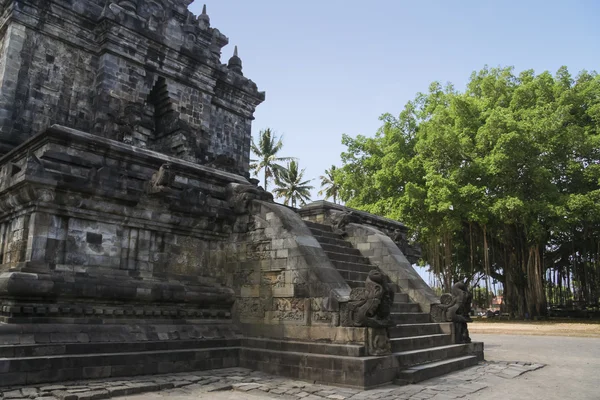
[0,6,98,154]
[227,201,351,330]
[0,125,245,322]
[0,0,264,175]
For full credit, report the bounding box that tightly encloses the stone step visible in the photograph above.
[311,234,354,248]
[395,344,469,368]
[303,220,333,232]
[0,338,238,358]
[330,259,375,273]
[396,355,479,384]
[331,260,373,275]
[335,269,370,283]
[323,250,370,265]
[308,228,344,240]
[390,334,453,352]
[242,337,365,357]
[0,346,239,387]
[319,242,363,255]
[393,293,410,303]
[390,312,431,324]
[389,323,449,338]
[390,303,422,313]
[240,347,397,389]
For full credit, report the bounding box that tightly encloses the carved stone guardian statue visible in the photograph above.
[342,269,396,355]
[431,282,473,343]
[225,182,274,214]
[330,210,363,237]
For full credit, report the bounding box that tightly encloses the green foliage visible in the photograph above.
[250,128,294,191]
[273,160,314,208]
[472,287,495,309]
[318,165,340,204]
[338,66,600,317]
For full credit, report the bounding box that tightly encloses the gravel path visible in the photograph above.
[469,321,600,337]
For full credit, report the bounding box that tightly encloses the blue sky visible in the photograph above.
[189,0,600,201]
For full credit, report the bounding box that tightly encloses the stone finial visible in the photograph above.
[198,4,210,28]
[227,46,243,75]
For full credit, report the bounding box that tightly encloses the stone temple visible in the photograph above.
[0,0,482,389]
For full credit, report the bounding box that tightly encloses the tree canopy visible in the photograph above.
[250,128,294,191]
[273,160,314,208]
[319,165,340,204]
[337,66,600,318]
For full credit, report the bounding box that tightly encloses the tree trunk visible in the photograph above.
[525,245,547,318]
[264,168,268,191]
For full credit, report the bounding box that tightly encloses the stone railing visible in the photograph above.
[298,201,421,263]
[298,201,437,313]
[226,198,352,330]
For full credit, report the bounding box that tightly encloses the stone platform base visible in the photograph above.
[240,337,398,389]
[239,337,485,389]
[0,322,240,387]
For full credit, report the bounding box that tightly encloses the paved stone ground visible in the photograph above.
[3,332,597,400]
[0,361,543,400]
[463,333,600,400]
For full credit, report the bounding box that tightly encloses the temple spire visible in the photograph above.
[198,4,210,29]
[228,45,243,75]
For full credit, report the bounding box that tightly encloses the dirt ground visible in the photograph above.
[469,319,600,337]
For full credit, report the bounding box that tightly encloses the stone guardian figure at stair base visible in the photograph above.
[341,269,396,355]
[430,282,473,344]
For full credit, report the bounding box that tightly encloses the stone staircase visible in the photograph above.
[304,220,479,384]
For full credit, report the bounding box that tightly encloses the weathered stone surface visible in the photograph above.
[299,201,421,263]
[341,269,395,329]
[0,0,482,391]
[431,282,474,344]
[0,0,264,175]
[0,363,546,400]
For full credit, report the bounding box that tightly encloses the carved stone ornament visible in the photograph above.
[367,327,392,356]
[225,182,273,215]
[115,103,144,145]
[330,210,363,237]
[430,282,473,343]
[342,269,395,328]
[147,163,175,195]
[36,188,56,202]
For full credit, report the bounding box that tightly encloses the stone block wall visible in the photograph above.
[0,125,246,323]
[225,201,351,331]
[0,0,264,175]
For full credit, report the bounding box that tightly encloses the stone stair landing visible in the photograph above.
[303,220,480,384]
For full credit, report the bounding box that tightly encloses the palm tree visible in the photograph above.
[273,160,314,208]
[250,128,293,191]
[318,165,339,204]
